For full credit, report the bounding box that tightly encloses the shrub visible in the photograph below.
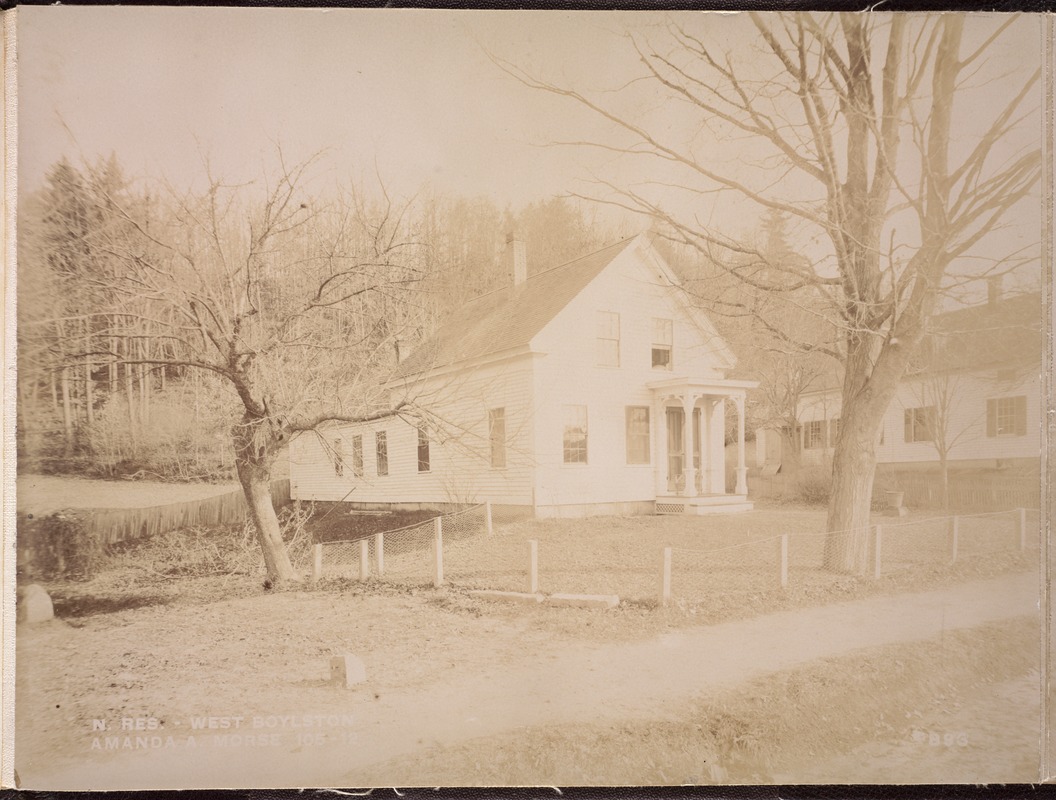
[18,511,105,581]
[794,467,831,505]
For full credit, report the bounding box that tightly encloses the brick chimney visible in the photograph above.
[505,233,527,287]
[987,275,1003,306]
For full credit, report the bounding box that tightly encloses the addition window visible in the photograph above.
[563,405,588,464]
[626,406,650,465]
[375,430,389,476]
[904,406,935,443]
[652,318,673,369]
[489,408,506,468]
[332,437,344,477]
[804,420,825,450]
[417,425,430,472]
[829,417,840,447]
[595,311,620,367]
[987,396,1027,437]
[351,435,364,478]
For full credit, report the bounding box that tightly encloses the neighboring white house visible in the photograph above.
[288,233,758,517]
[756,290,1043,474]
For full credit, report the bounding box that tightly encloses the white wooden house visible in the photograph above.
[756,290,1042,474]
[288,233,758,517]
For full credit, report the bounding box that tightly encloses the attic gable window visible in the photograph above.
[596,311,620,367]
[652,318,673,369]
[988,396,1026,437]
[904,406,935,443]
[563,405,588,464]
[375,430,389,476]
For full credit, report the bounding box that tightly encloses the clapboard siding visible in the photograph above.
[796,367,1041,467]
[289,358,535,506]
[531,245,731,507]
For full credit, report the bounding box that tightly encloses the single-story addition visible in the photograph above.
[756,288,1042,474]
[288,232,758,517]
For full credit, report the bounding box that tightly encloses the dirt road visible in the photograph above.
[21,571,1040,789]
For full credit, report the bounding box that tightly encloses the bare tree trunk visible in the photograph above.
[83,331,94,428]
[233,416,297,585]
[60,366,74,457]
[123,334,138,457]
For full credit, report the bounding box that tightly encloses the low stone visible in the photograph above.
[329,654,367,688]
[17,583,54,624]
[468,590,545,604]
[547,593,620,609]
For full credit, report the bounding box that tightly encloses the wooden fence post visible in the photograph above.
[528,539,538,593]
[779,534,788,589]
[1018,507,1027,551]
[375,532,385,576]
[312,543,322,582]
[873,525,882,580]
[485,501,493,536]
[949,516,959,563]
[433,516,444,587]
[359,539,370,581]
[659,547,672,607]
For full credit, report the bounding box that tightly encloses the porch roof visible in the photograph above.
[647,376,758,397]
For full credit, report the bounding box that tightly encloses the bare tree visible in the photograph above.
[49,155,429,584]
[495,13,1041,572]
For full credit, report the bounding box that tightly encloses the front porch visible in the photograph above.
[649,377,758,515]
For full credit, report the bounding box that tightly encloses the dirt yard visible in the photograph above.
[15,570,1040,789]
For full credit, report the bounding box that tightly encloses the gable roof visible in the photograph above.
[802,290,1043,396]
[394,236,639,379]
[923,291,1042,372]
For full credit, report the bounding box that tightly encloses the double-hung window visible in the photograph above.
[652,318,673,369]
[563,405,588,464]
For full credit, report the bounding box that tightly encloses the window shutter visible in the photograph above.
[904,410,912,442]
[1015,396,1027,436]
[986,399,997,438]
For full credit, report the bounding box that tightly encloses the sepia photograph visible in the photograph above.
[4,6,1050,789]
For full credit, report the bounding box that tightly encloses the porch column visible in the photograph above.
[681,394,696,497]
[702,398,713,495]
[735,393,748,495]
[653,396,667,497]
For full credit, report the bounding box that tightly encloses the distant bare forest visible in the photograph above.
[17,156,614,481]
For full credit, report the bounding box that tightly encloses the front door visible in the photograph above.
[666,407,684,493]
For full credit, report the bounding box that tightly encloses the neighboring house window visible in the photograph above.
[489,408,506,468]
[904,406,935,443]
[652,318,673,369]
[351,435,364,478]
[987,396,1027,437]
[332,437,344,477]
[626,406,650,464]
[595,311,620,367]
[804,420,825,450]
[375,430,389,476]
[417,425,430,472]
[829,417,840,447]
[563,405,588,464]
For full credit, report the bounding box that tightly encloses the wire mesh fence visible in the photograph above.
[313,503,492,585]
[312,504,1038,610]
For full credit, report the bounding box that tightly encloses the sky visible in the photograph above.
[16,8,1047,299]
[17,8,646,209]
